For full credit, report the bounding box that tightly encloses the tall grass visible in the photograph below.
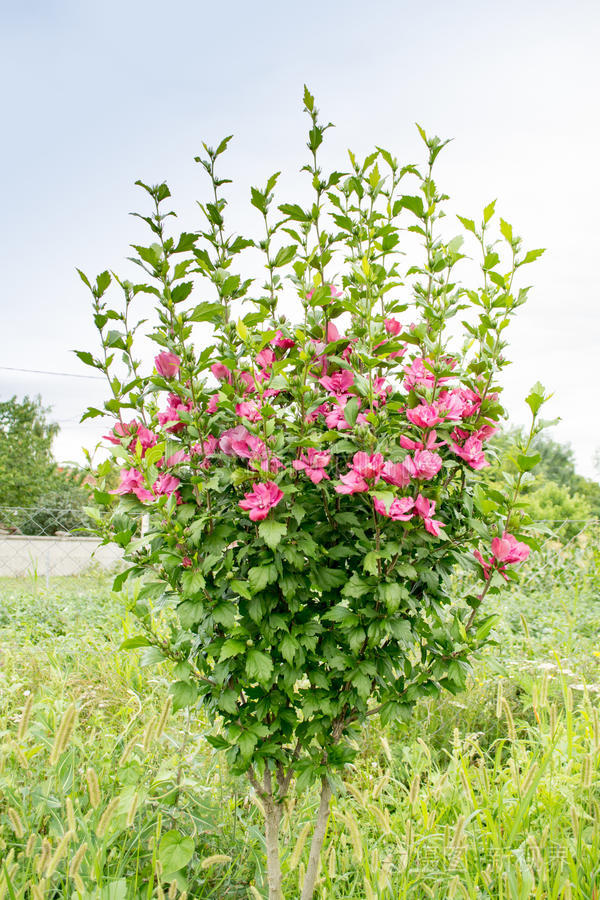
[0,533,599,898]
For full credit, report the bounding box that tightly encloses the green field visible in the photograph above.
[1,536,599,899]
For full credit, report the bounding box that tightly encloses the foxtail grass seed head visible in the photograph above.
[520,761,539,795]
[346,782,364,805]
[540,673,549,707]
[46,829,74,877]
[179,893,188,900]
[570,805,579,838]
[66,796,77,833]
[26,833,37,856]
[449,814,466,868]
[31,884,47,900]
[526,834,543,871]
[496,681,503,718]
[201,854,232,869]
[86,767,101,809]
[458,768,472,804]
[17,692,35,740]
[95,797,120,838]
[448,875,460,898]
[363,877,375,900]
[36,838,51,876]
[49,704,77,766]
[372,773,390,800]
[168,882,178,899]
[126,792,139,828]
[452,727,461,754]
[369,803,391,835]
[563,880,573,900]
[408,773,420,808]
[327,844,336,877]
[118,734,138,766]
[592,707,600,749]
[156,884,165,900]
[582,753,593,789]
[69,842,88,877]
[289,823,311,870]
[7,807,24,838]
[502,698,516,741]
[380,735,392,765]
[550,704,558,737]
[297,862,306,894]
[155,696,173,740]
[405,818,413,851]
[566,686,573,713]
[346,812,363,862]
[142,716,156,753]
[73,874,85,894]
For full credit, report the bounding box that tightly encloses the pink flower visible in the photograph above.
[473,549,493,580]
[451,435,489,469]
[182,556,193,568]
[239,481,284,521]
[103,420,158,454]
[381,460,412,488]
[157,394,193,433]
[414,494,445,536]
[165,449,190,467]
[400,430,444,452]
[155,351,181,378]
[271,330,295,350]
[292,448,331,484]
[324,398,367,431]
[103,420,138,445]
[236,400,262,423]
[491,532,530,565]
[352,452,385,481]
[192,435,218,470]
[256,348,275,371]
[110,468,154,503]
[373,496,415,521]
[211,362,233,383]
[406,403,443,428]
[319,370,355,395]
[153,473,181,497]
[206,393,219,415]
[335,469,369,495]
[403,357,437,391]
[384,318,402,335]
[373,377,392,405]
[411,449,443,480]
[219,425,265,460]
[437,388,481,420]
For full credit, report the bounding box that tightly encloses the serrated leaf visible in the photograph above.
[245,649,273,684]
[219,639,246,662]
[258,519,287,549]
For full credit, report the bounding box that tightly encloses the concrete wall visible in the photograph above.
[0,535,124,577]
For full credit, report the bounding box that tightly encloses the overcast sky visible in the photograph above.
[1,0,599,478]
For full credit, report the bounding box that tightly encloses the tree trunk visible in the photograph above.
[264,798,283,900]
[300,776,332,900]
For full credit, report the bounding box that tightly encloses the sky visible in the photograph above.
[1,0,599,478]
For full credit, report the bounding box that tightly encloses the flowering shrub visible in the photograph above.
[79,88,547,899]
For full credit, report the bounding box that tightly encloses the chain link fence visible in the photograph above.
[0,506,123,581]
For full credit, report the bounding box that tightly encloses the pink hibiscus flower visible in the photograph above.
[155,351,181,379]
[373,496,415,521]
[292,448,331,484]
[239,481,284,521]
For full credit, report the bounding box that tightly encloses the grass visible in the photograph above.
[0,534,599,899]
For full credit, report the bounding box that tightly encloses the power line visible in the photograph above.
[0,366,104,381]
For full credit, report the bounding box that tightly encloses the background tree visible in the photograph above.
[0,395,58,509]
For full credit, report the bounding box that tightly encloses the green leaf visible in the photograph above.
[457,215,476,235]
[213,604,236,628]
[525,382,547,416]
[181,570,206,596]
[169,681,198,712]
[258,519,287,549]
[483,199,496,224]
[158,830,195,874]
[248,566,269,593]
[499,218,513,243]
[273,245,297,268]
[342,573,372,599]
[120,636,151,650]
[343,396,359,428]
[521,248,545,265]
[245,649,273,684]
[516,452,542,473]
[219,639,246,662]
